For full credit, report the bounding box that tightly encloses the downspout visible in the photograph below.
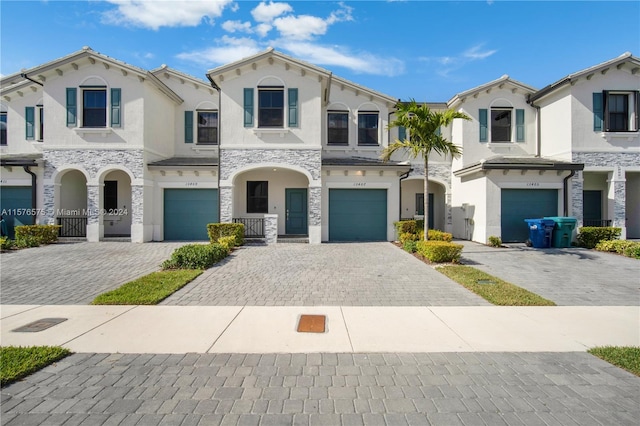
[398,168,413,220]
[206,74,222,223]
[21,73,44,87]
[23,166,37,223]
[563,170,576,217]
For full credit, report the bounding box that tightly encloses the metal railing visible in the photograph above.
[583,219,612,227]
[233,217,265,238]
[57,216,87,237]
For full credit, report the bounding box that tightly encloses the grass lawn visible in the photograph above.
[1,346,71,387]
[588,346,640,377]
[91,269,203,305]
[436,265,556,306]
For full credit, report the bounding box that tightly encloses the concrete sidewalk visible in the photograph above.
[2,305,638,354]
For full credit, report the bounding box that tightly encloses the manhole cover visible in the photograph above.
[297,315,326,333]
[13,318,68,333]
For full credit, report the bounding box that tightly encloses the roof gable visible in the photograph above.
[448,75,537,108]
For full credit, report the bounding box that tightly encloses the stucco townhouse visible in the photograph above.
[1,48,638,244]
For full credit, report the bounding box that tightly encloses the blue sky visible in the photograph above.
[1,1,638,101]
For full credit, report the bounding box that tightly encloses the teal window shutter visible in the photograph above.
[398,126,406,141]
[244,88,254,127]
[288,88,298,127]
[435,126,441,136]
[110,88,121,127]
[516,109,525,142]
[66,88,77,127]
[25,107,35,139]
[479,109,488,142]
[184,111,193,143]
[593,92,603,131]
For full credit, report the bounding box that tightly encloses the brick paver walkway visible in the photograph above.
[2,352,638,426]
[160,243,489,306]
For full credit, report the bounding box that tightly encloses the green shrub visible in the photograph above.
[576,227,621,249]
[207,223,244,246]
[218,236,237,253]
[162,243,228,270]
[14,224,61,245]
[488,236,502,247]
[403,240,417,253]
[0,236,13,250]
[14,235,40,248]
[416,240,463,263]
[595,240,640,259]
[394,219,425,235]
[399,232,418,244]
[427,230,452,242]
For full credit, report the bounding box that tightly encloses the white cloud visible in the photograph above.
[255,23,272,37]
[420,43,497,77]
[102,0,233,30]
[273,15,329,40]
[463,44,497,60]
[222,20,253,34]
[278,42,404,76]
[251,1,293,23]
[176,36,261,67]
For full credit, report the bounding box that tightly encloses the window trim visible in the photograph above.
[603,90,639,132]
[81,87,108,128]
[327,110,349,145]
[196,110,218,145]
[247,181,268,214]
[490,107,513,143]
[37,105,44,142]
[357,111,380,146]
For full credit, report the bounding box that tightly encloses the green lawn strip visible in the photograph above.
[91,269,203,305]
[1,346,71,387]
[436,265,556,306]
[588,346,640,377]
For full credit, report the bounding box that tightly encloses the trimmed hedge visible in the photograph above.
[428,230,452,242]
[394,220,424,235]
[416,240,463,263]
[403,240,418,253]
[217,236,237,254]
[488,236,502,247]
[14,224,61,245]
[162,243,229,270]
[207,223,245,246]
[595,240,640,259]
[576,227,621,249]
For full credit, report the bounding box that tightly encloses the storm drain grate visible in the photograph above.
[297,315,326,333]
[476,279,496,285]
[13,318,68,333]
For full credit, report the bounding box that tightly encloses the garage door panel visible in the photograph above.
[501,189,557,242]
[0,187,33,239]
[329,189,387,242]
[164,189,218,241]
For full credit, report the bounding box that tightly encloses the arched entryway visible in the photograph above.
[56,169,88,238]
[400,177,447,231]
[101,169,132,238]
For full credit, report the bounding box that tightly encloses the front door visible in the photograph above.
[285,188,308,235]
[415,193,434,229]
[583,190,602,226]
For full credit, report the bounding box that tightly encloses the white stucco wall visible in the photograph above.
[0,94,44,155]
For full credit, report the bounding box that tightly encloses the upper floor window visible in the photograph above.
[328,111,349,145]
[1,111,7,145]
[37,105,44,141]
[594,91,639,132]
[258,88,284,128]
[479,107,525,143]
[83,89,107,127]
[198,111,218,144]
[358,112,379,145]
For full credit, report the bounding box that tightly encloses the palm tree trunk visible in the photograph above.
[424,155,429,241]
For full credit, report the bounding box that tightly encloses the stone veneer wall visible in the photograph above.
[407,162,453,228]
[43,149,144,226]
[219,149,322,223]
[572,152,640,230]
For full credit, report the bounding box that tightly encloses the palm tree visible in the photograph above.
[382,100,470,240]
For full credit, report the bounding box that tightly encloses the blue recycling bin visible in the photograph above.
[524,218,555,248]
[544,216,578,248]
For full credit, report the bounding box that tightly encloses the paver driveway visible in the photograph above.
[160,243,489,306]
[0,242,186,305]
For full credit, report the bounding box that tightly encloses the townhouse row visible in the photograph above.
[1,47,638,243]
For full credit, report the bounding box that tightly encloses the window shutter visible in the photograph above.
[435,126,441,136]
[110,88,121,128]
[398,126,406,141]
[66,88,77,127]
[184,111,193,143]
[25,107,35,139]
[516,109,525,142]
[479,109,488,142]
[593,92,603,131]
[243,88,254,127]
[288,88,298,127]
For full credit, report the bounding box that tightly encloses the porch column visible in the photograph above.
[42,183,57,225]
[220,185,233,223]
[86,183,103,242]
[608,167,627,239]
[130,183,144,243]
[308,183,321,244]
[571,171,584,228]
[445,191,453,234]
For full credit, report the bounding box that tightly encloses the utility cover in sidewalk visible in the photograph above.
[297,315,326,333]
[13,318,67,333]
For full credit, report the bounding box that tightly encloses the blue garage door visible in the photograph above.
[0,186,34,239]
[501,189,558,242]
[164,189,218,241]
[329,189,387,241]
